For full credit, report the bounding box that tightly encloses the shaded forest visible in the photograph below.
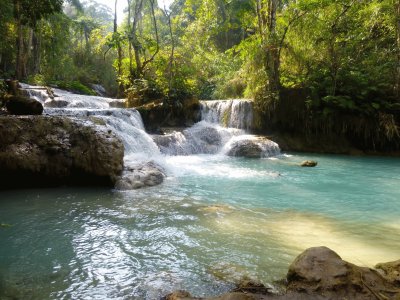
[1,0,399,151]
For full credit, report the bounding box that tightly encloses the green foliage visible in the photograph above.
[0,0,399,150]
[27,74,47,86]
[55,81,96,95]
[126,78,163,106]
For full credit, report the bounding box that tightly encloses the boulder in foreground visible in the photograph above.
[165,246,400,300]
[5,95,44,115]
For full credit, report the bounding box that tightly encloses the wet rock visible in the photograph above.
[227,139,263,158]
[153,124,224,155]
[115,161,165,190]
[45,99,69,108]
[375,259,400,285]
[0,116,124,189]
[163,290,192,300]
[232,279,273,295]
[5,95,44,115]
[300,160,317,167]
[91,84,107,97]
[226,137,280,158]
[108,100,126,108]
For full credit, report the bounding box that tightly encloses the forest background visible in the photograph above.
[1,0,399,151]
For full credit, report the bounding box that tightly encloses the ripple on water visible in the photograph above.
[0,155,399,299]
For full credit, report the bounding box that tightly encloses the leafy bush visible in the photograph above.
[55,81,96,95]
[27,74,47,86]
[125,78,163,107]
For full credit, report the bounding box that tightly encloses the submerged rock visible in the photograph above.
[0,115,124,189]
[163,290,192,300]
[115,161,165,190]
[300,160,318,167]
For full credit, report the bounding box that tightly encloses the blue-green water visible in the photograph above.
[0,153,399,299]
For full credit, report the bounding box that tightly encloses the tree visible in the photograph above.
[13,0,64,79]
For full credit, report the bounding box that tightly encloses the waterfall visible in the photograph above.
[19,84,280,189]
[201,99,253,130]
[153,121,244,156]
[44,108,160,158]
[155,99,280,157]
[20,83,126,109]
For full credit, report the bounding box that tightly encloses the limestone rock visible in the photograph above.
[5,95,44,115]
[0,115,124,189]
[226,139,263,158]
[287,246,399,299]
[226,137,280,158]
[45,99,69,108]
[300,160,318,167]
[375,259,400,285]
[163,290,192,300]
[115,161,165,190]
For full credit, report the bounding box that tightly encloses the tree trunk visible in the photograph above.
[15,0,24,79]
[127,0,134,78]
[265,0,280,95]
[141,0,159,73]
[32,28,41,74]
[22,28,33,78]
[165,9,175,93]
[132,0,144,78]
[115,0,124,97]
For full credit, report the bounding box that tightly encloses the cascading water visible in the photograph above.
[201,99,254,130]
[21,84,164,190]
[22,84,280,168]
[21,84,160,158]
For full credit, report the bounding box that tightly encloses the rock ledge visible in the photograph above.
[0,115,124,189]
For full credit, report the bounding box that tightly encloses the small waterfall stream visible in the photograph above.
[201,99,254,130]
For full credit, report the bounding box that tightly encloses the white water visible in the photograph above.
[21,85,279,172]
[201,99,254,130]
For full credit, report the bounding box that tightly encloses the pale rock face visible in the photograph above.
[224,136,281,158]
[0,115,124,188]
[115,161,165,190]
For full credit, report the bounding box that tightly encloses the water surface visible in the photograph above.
[1,153,399,299]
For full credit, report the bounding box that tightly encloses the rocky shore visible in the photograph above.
[164,247,400,300]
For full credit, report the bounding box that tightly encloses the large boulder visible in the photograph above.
[287,246,399,299]
[226,137,280,158]
[0,115,124,189]
[226,139,263,158]
[115,161,165,190]
[5,95,44,115]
